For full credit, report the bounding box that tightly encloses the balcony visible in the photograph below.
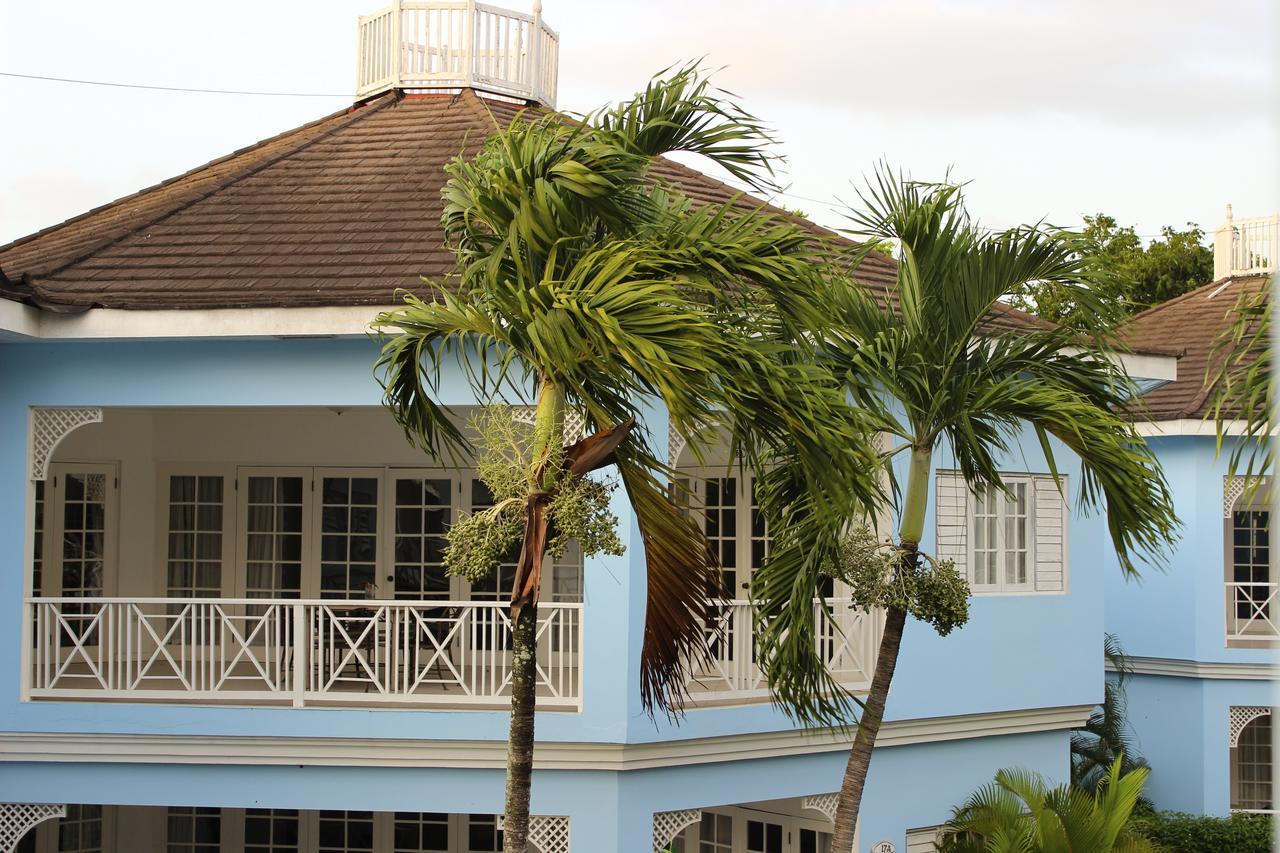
[26,595,879,709]
[685,599,879,705]
[22,405,880,711]
[28,597,582,709]
[1227,581,1278,645]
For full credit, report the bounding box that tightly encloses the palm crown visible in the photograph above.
[374,66,883,713]
[756,168,1180,725]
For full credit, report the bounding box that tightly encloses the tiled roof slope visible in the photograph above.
[1120,273,1271,420]
[0,89,1040,332]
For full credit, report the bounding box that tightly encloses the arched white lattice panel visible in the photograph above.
[653,809,701,852]
[0,803,65,852]
[30,408,102,481]
[801,793,840,824]
[496,815,570,853]
[668,423,689,469]
[1229,706,1272,747]
[510,406,586,446]
[1224,475,1270,518]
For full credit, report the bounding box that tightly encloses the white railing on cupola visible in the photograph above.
[356,0,559,107]
[1214,205,1279,280]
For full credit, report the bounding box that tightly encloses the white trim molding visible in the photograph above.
[0,704,1094,771]
[1,304,397,341]
[1111,656,1277,681]
[1133,419,1266,438]
[1229,706,1273,748]
[652,809,701,852]
[0,803,65,853]
[28,407,103,480]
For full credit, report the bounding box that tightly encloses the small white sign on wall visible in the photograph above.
[870,842,897,853]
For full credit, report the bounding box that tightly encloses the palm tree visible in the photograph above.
[1071,634,1150,797]
[937,757,1157,853]
[753,167,1180,852]
[373,68,881,853]
[1208,279,1272,483]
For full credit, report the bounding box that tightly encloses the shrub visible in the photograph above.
[1128,810,1273,853]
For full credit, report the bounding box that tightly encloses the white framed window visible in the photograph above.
[317,811,375,853]
[936,471,1067,595]
[1231,708,1275,813]
[1226,481,1275,644]
[57,805,105,853]
[43,463,118,598]
[163,472,229,599]
[166,807,220,853]
[674,468,775,600]
[970,480,1033,592]
[244,808,301,852]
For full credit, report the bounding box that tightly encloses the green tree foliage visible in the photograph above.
[1071,635,1150,798]
[938,757,1157,853]
[1207,280,1273,483]
[1128,810,1273,853]
[373,65,882,852]
[1008,214,1214,329]
[751,167,1180,850]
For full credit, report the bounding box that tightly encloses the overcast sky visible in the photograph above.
[1,0,1276,247]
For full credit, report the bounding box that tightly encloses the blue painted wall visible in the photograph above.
[1123,674,1275,815]
[0,337,1108,843]
[1106,435,1276,666]
[0,729,1071,853]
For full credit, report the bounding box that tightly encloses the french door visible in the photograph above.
[41,463,118,598]
[676,809,841,853]
[235,467,583,604]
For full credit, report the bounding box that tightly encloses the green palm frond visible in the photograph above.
[1207,279,1273,484]
[376,66,884,715]
[941,757,1154,853]
[755,165,1181,728]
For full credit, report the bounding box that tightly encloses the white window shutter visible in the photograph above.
[934,471,968,578]
[1033,475,1067,592]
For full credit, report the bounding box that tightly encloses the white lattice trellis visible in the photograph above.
[1223,475,1270,518]
[653,809,701,852]
[1229,706,1272,747]
[801,794,840,824]
[511,406,587,446]
[0,803,65,853]
[495,815,570,853]
[29,408,103,480]
[668,422,689,469]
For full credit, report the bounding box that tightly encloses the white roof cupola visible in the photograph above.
[356,0,559,106]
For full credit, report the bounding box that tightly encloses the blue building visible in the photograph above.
[1108,224,1275,819]
[0,4,1180,851]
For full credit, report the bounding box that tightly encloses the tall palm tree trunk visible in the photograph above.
[503,380,563,853]
[831,448,931,851]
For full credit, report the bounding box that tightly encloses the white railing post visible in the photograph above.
[292,602,306,707]
[391,0,404,85]
[530,0,543,103]
[463,0,477,88]
[1214,204,1234,281]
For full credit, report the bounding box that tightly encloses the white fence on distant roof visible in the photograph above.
[356,0,559,106]
[1214,207,1278,279]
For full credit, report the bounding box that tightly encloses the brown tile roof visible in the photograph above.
[0,88,1039,332]
[1120,273,1271,420]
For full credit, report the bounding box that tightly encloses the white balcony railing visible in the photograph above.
[1227,582,1278,642]
[356,1,559,106]
[27,597,581,709]
[1214,208,1278,279]
[685,598,882,705]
